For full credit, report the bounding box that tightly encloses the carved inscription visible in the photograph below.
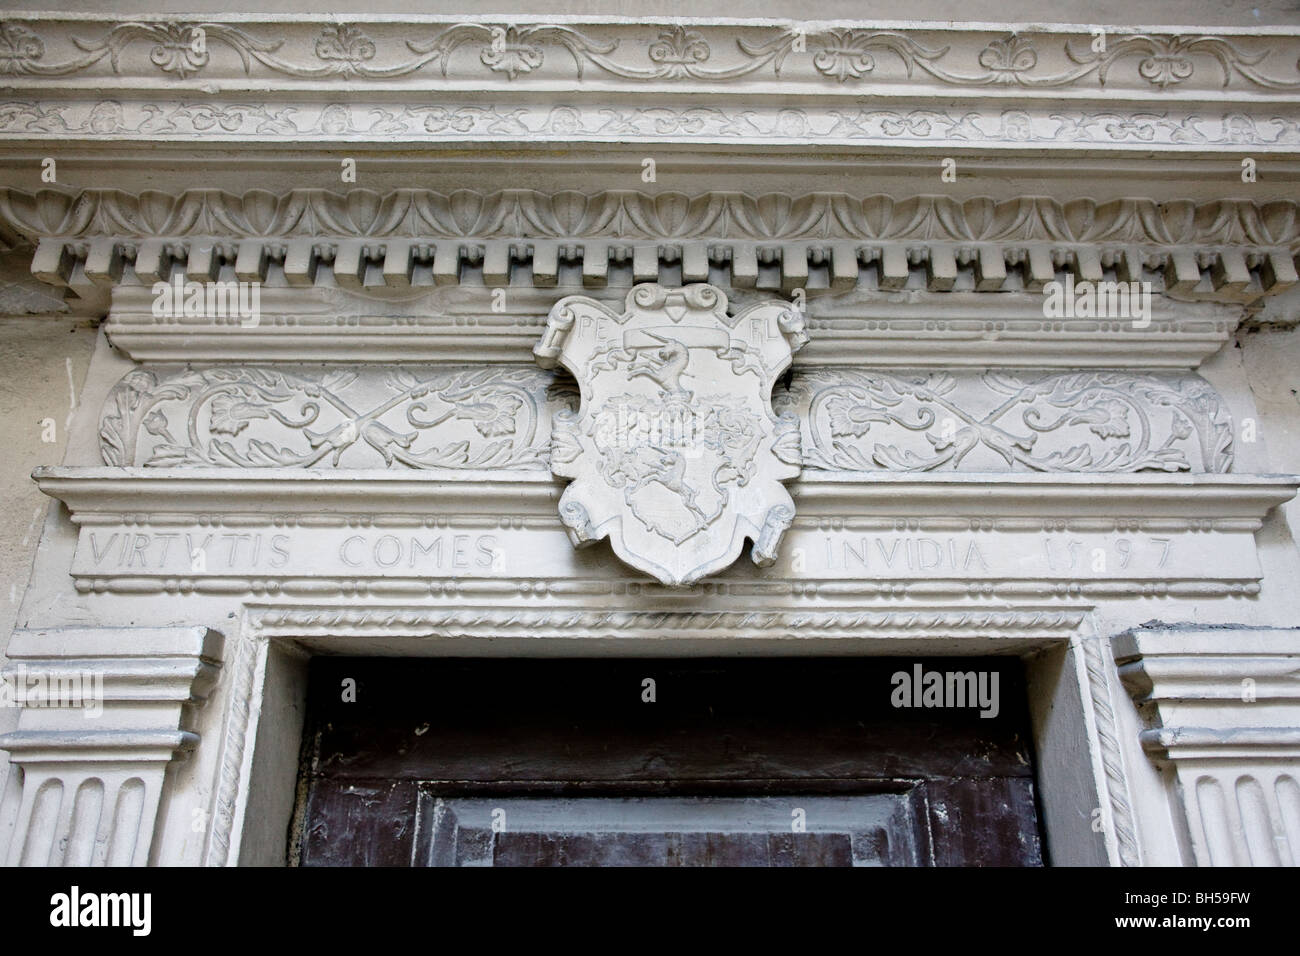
[77,528,505,576]
[71,524,1258,585]
[87,531,292,570]
[337,534,500,571]
[770,530,1249,581]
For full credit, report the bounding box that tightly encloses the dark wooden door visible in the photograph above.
[293,658,1044,866]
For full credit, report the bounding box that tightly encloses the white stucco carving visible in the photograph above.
[534,284,805,585]
[0,626,222,866]
[1115,627,1300,866]
[2,7,1299,871]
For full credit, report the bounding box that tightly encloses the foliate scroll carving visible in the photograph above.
[1,101,1297,149]
[2,20,1298,91]
[101,366,1234,476]
[99,365,572,470]
[535,283,805,586]
[785,370,1233,474]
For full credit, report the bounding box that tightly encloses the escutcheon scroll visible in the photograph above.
[534,283,807,586]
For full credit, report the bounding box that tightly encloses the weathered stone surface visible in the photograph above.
[5,5,1300,872]
[534,283,806,585]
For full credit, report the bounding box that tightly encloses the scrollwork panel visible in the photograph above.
[99,365,574,470]
[780,369,1232,474]
[101,364,1232,474]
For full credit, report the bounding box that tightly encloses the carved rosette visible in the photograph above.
[535,283,805,586]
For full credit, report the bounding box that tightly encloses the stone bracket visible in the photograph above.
[1114,625,1300,866]
[0,626,223,867]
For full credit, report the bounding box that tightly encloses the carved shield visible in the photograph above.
[535,284,807,586]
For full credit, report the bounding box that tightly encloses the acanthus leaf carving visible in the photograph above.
[793,369,1233,474]
[102,366,1236,477]
[99,364,567,471]
[4,187,1298,252]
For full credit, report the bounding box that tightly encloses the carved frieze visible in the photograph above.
[100,364,1234,476]
[3,99,1297,150]
[99,364,568,470]
[2,19,1297,93]
[788,369,1233,474]
[3,19,1297,160]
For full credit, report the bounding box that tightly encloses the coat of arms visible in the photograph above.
[534,284,807,585]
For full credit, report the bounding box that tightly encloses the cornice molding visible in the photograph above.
[31,468,1296,599]
[101,287,1239,368]
[35,467,1298,522]
[1115,625,1300,760]
[4,188,1296,313]
[2,19,1297,156]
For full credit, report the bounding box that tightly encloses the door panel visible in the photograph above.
[414,791,929,866]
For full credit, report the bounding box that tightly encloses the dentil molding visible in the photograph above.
[4,188,1297,317]
[5,188,1299,254]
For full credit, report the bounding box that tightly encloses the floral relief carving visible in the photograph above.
[1062,34,1300,91]
[103,366,1233,477]
[0,22,47,74]
[1,19,1297,91]
[2,97,1295,150]
[99,365,571,470]
[404,23,618,80]
[1,21,286,79]
[784,370,1233,474]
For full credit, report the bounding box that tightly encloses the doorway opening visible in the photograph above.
[291,657,1044,866]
